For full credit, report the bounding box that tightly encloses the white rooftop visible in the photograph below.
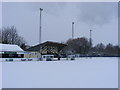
[0,44,24,51]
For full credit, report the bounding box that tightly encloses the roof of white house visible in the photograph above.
[0,44,24,51]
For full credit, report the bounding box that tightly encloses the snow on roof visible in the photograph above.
[0,44,24,51]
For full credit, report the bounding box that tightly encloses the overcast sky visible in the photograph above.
[0,2,1,28]
[2,2,118,46]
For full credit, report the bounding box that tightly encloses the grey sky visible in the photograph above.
[0,2,1,28]
[2,2,118,46]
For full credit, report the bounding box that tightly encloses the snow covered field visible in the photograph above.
[2,57,118,88]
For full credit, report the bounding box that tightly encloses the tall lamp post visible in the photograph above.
[39,8,43,44]
[90,29,92,47]
[72,22,74,39]
[71,22,74,54]
[39,8,43,60]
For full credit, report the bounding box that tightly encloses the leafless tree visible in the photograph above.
[64,37,91,54]
[2,26,26,47]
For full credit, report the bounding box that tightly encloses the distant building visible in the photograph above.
[0,44,24,52]
[0,44,24,59]
[0,44,40,61]
[26,41,67,55]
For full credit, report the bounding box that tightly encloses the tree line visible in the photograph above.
[0,26,28,50]
[62,37,120,56]
[0,26,120,56]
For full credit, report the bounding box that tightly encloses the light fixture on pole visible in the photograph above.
[39,8,43,44]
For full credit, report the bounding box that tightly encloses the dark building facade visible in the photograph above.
[26,41,67,55]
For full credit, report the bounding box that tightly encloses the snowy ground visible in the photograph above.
[2,57,118,88]
[0,62,2,89]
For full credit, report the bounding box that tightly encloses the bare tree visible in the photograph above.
[64,37,91,54]
[2,26,26,47]
[93,43,105,55]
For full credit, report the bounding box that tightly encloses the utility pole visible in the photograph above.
[39,8,43,44]
[72,22,74,39]
[39,8,43,61]
[90,29,92,47]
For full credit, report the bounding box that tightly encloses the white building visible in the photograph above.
[0,44,39,62]
[0,44,24,52]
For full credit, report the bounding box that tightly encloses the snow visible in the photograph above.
[0,62,2,90]
[0,44,24,51]
[2,57,118,88]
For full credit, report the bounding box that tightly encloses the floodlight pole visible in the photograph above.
[39,8,43,44]
[39,8,43,60]
[72,22,74,39]
[90,29,92,47]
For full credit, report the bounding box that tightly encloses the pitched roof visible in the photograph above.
[26,41,67,52]
[0,44,24,51]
